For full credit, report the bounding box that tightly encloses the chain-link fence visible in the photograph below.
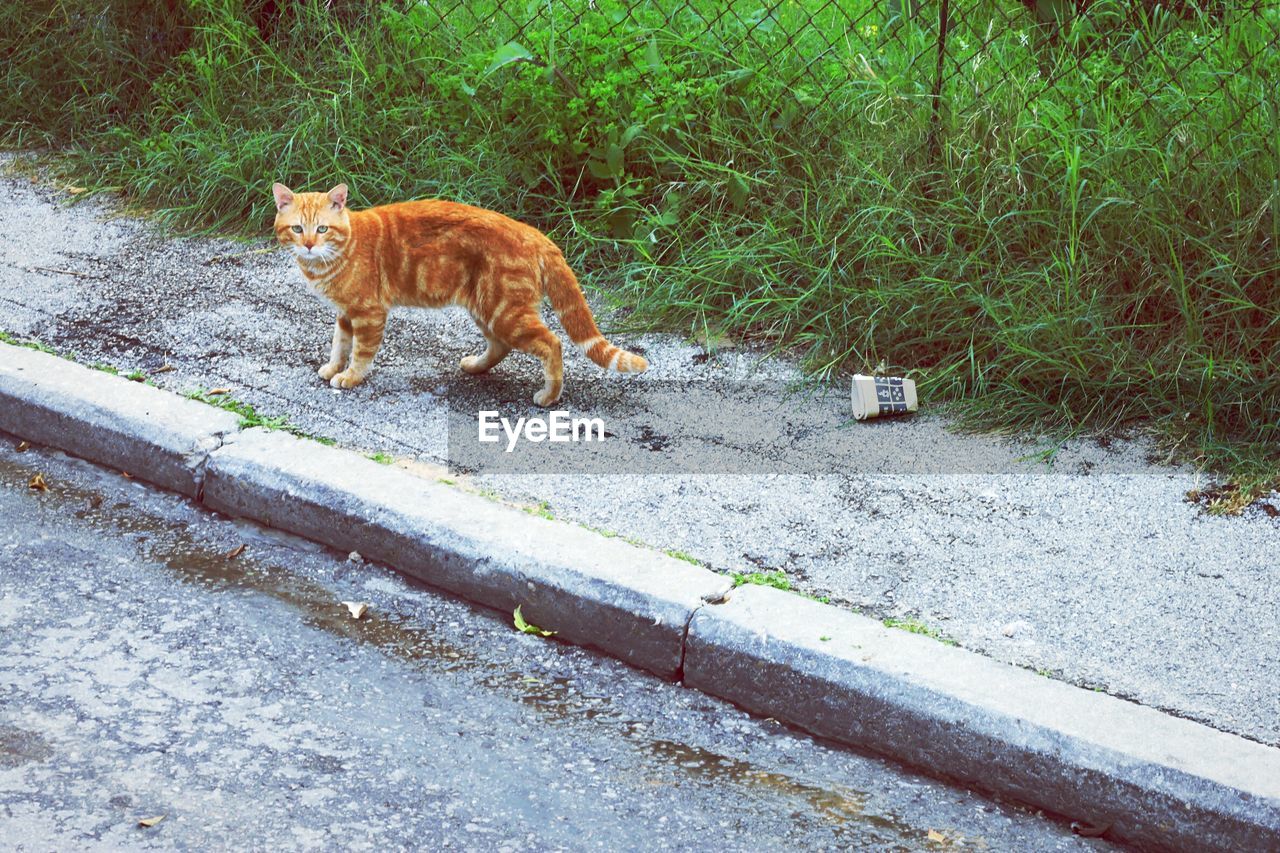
[407,0,1279,163]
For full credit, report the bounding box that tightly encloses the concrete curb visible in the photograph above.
[0,343,240,497]
[685,584,1280,851]
[2,340,1277,850]
[201,428,731,678]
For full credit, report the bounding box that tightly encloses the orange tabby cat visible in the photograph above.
[272,182,646,406]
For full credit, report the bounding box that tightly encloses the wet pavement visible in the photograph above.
[0,434,1109,850]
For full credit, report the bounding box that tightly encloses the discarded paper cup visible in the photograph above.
[851,374,918,420]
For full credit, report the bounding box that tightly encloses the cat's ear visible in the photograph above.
[272,182,294,211]
[327,183,348,211]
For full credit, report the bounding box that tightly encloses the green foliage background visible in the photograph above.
[2,0,1277,485]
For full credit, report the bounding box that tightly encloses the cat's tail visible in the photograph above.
[542,251,648,374]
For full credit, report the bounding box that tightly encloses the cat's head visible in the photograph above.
[272,183,350,262]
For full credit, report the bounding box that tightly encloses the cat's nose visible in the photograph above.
[304,241,315,249]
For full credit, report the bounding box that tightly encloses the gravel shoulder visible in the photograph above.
[2,155,1277,746]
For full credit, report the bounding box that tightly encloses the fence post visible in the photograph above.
[928,0,952,159]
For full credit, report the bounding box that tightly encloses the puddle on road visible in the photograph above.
[0,724,54,768]
[1,444,987,848]
[643,738,882,827]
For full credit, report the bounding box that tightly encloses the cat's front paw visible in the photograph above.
[329,370,365,390]
[317,363,342,381]
[460,355,489,375]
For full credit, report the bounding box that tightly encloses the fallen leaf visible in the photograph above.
[28,473,49,492]
[206,388,232,396]
[152,365,176,374]
[513,605,555,637]
[137,815,165,828]
[224,544,246,560]
[1262,504,1279,518]
[927,829,946,843]
[15,441,30,452]
[66,185,86,194]
[343,601,368,619]
[121,471,134,480]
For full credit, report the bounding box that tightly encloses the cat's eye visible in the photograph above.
[291,225,303,234]
[316,225,328,233]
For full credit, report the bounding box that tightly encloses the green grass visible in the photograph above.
[883,616,958,647]
[731,568,832,603]
[2,332,151,384]
[366,451,394,465]
[0,331,57,355]
[576,521,650,547]
[524,499,556,520]
[88,362,147,383]
[184,388,335,444]
[732,570,792,591]
[2,1,1277,495]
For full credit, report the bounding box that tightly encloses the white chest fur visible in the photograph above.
[295,263,336,305]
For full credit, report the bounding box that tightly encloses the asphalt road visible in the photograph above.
[1,157,1277,748]
[0,435,1111,851]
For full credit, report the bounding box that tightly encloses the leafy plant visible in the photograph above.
[3,0,1276,493]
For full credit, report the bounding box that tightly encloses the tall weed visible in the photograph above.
[2,0,1276,483]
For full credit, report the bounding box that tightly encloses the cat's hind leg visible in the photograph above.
[318,314,353,381]
[330,308,386,389]
[460,327,511,375]
[499,312,563,406]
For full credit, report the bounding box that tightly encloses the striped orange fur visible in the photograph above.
[272,182,647,406]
